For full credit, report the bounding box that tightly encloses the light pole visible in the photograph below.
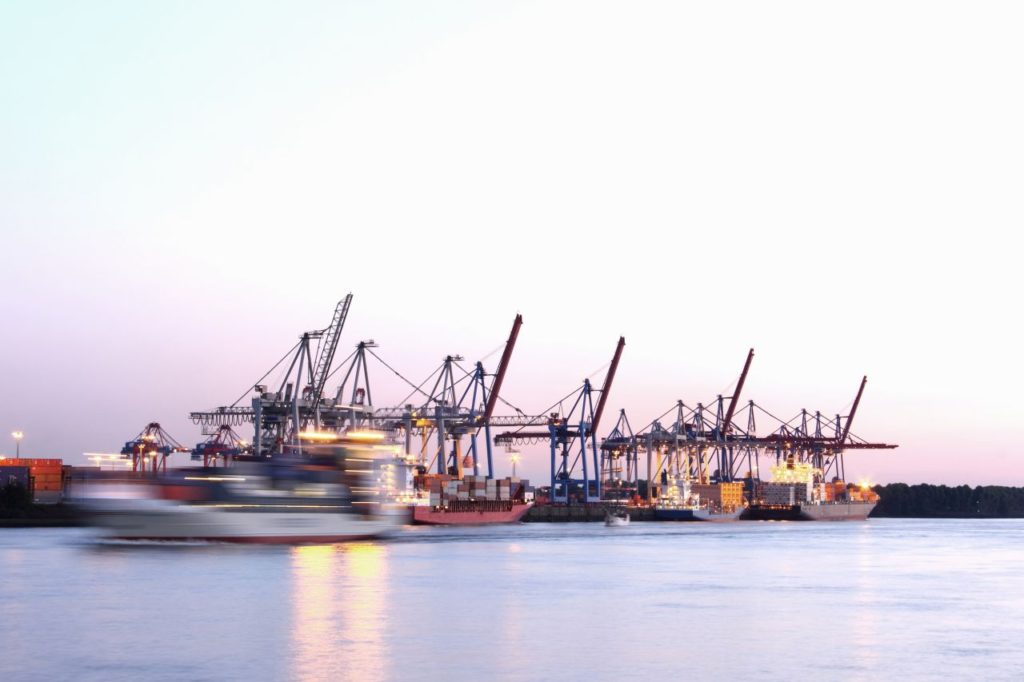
[509,452,521,477]
[12,431,24,458]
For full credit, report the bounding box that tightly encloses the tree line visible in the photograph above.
[871,483,1024,518]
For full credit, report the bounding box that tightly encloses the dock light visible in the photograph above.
[11,431,23,458]
[509,452,521,476]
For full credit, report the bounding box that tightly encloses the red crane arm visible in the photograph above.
[840,376,868,443]
[591,336,626,433]
[483,314,523,422]
[722,348,754,435]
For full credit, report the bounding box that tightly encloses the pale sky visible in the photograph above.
[2,1,1021,485]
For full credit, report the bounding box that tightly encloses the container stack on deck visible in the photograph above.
[0,459,65,503]
[419,474,528,507]
[691,482,745,511]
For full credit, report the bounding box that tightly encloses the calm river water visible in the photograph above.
[1,519,1022,681]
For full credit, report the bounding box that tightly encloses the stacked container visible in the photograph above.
[1,458,64,502]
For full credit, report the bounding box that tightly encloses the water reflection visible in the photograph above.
[290,543,389,681]
[852,527,880,672]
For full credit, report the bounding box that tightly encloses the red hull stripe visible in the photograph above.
[413,504,532,525]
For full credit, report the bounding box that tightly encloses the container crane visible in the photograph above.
[379,314,524,479]
[190,294,356,456]
[120,423,189,473]
[496,336,625,504]
[192,425,251,467]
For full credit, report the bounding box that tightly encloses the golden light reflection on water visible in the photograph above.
[852,527,880,670]
[498,543,525,662]
[290,542,389,681]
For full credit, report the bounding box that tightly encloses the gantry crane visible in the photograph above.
[190,294,356,455]
[373,314,524,479]
[120,423,190,473]
[496,336,625,504]
[191,425,251,467]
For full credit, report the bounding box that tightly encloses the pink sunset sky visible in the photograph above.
[1,2,1021,485]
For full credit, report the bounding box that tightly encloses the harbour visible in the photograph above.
[0,293,898,540]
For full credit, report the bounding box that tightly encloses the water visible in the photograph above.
[1,519,1022,681]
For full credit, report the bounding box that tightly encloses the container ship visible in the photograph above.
[74,440,408,543]
[653,478,744,522]
[742,462,877,521]
[411,473,532,525]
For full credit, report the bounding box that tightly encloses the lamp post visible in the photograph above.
[12,431,23,458]
[509,452,521,477]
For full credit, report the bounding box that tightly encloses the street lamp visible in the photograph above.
[11,431,24,458]
[509,452,521,477]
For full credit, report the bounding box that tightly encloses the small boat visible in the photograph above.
[605,510,630,527]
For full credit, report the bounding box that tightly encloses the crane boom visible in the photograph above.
[722,348,754,435]
[591,336,626,433]
[311,294,353,402]
[839,376,868,443]
[482,314,523,422]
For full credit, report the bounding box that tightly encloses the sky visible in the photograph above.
[1,1,1021,485]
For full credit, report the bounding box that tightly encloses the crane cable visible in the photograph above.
[229,340,302,408]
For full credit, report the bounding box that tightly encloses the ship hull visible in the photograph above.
[413,502,533,525]
[654,508,707,521]
[742,502,876,521]
[84,499,405,543]
[655,507,744,522]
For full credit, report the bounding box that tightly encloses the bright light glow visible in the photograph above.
[346,431,385,442]
[298,431,339,441]
[11,431,23,440]
[84,453,134,470]
[770,462,818,485]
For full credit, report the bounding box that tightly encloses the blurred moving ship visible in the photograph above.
[75,440,408,543]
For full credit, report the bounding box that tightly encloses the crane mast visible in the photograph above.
[310,294,353,410]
